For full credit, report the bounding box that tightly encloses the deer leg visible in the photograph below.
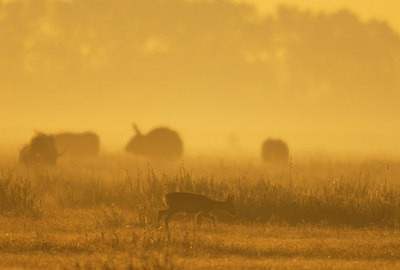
[210,214,216,227]
[194,212,205,230]
[194,213,199,230]
[158,209,169,223]
[202,213,216,227]
[164,211,176,230]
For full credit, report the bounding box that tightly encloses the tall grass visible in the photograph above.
[1,155,399,227]
[0,169,42,218]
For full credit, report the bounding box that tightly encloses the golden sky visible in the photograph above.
[0,0,399,156]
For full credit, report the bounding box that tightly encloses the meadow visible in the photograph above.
[0,153,399,269]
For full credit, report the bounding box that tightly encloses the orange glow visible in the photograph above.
[0,0,399,156]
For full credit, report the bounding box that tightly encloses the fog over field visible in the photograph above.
[1,0,399,156]
[1,1,400,269]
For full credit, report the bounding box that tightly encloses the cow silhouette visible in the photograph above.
[125,125,183,160]
[261,138,289,163]
[19,132,60,166]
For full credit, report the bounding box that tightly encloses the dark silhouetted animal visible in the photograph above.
[125,125,183,160]
[52,132,100,157]
[158,192,235,229]
[261,138,289,163]
[19,133,60,166]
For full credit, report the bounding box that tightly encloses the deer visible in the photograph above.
[158,192,235,229]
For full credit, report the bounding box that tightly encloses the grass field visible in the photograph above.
[0,154,399,269]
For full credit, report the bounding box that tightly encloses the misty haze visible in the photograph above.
[1,0,399,155]
[0,0,399,269]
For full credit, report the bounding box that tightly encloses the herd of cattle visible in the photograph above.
[19,125,289,166]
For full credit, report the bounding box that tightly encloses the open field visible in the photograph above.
[0,154,400,269]
[0,212,399,269]
[2,0,399,268]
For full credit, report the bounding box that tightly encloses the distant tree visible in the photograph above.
[0,0,399,121]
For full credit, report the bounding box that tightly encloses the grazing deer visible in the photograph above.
[158,192,235,229]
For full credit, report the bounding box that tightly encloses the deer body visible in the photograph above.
[158,192,235,229]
